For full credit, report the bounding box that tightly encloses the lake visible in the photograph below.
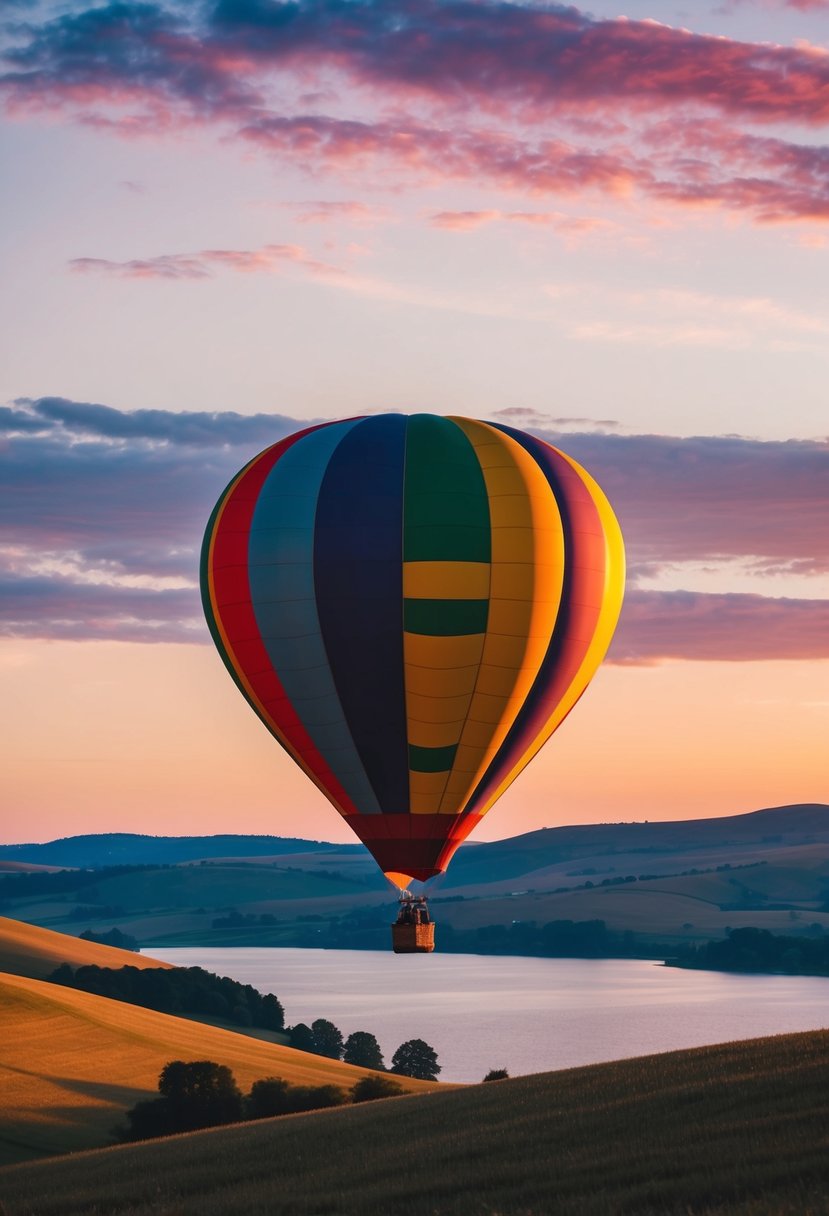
[151,948,829,1084]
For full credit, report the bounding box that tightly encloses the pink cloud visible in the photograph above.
[237,112,829,225]
[429,210,501,230]
[286,199,387,224]
[69,243,339,280]
[239,113,643,196]
[428,209,617,237]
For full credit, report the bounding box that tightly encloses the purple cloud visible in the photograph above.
[2,398,827,657]
[611,589,829,663]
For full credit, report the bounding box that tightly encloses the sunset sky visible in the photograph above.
[2,0,827,845]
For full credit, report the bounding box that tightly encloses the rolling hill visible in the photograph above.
[2,805,828,954]
[0,970,437,1166]
[2,1028,828,1215]
[0,834,352,869]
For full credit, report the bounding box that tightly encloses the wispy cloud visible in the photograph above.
[70,242,339,280]
[427,209,618,240]
[546,282,829,351]
[284,199,388,225]
[724,1,829,11]
[2,398,827,656]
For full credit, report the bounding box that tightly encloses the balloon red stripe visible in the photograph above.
[209,424,361,818]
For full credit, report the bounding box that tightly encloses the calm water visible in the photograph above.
[151,948,829,1084]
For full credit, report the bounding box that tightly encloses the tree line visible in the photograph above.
[284,1021,439,1080]
[49,963,286,1031]
[672,926,829,975]
[0,863,161,902]
[117,1060,407,1142]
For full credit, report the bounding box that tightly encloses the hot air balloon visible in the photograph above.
[201,414,624,952]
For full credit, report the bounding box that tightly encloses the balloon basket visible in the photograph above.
[392,922,435,954]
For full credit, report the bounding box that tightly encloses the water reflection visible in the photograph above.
[152,948,829,1083]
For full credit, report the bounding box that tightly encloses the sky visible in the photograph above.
[1,0,828,846]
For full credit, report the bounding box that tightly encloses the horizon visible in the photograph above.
[3,800,828,849]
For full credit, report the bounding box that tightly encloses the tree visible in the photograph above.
[247,1077,292,1119]
[118,1060,243,1142]
[483,1068,509,1082]
[246,1077,346,1117]
[288,1022,316,1052]
[343,1031,385,1071]
[351,1075,403,1103]
[158,1060,244,1129]
[284,1084,346,1113]
[390,1039,440,1081]
[311,1018,344,1059]
[260,992,285,1031]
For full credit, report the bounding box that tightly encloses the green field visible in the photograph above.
[2,1029,829,1215]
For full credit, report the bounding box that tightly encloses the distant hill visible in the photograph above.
[4,1028,829,1214]
[0,916,172,981]
[0,970,436,1165]
[0,833,357,869]
[3,805,827,875]
[2,806,828,955]
[434,803,829,888]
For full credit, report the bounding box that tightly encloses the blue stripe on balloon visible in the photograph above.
[313,414,410,814]
[248,418,382,814]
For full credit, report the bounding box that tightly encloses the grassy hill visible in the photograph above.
[2,1029,828,1215]
[0,971,437,1166]
[0,916,172,981]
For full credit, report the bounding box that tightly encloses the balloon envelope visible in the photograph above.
[201,414,624,885]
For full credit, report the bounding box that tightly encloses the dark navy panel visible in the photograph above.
[313,414,410,813]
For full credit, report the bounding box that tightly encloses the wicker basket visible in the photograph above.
[392,922,435,953]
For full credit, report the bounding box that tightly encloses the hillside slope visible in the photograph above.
[0,916,172,980]
[0,972,437,1165]
[2,1029,828,1215]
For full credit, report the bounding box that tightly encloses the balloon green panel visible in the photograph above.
[403,415,491,562]
[403,598,490,636]
[409,743,459,773]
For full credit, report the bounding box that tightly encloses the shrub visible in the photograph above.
[247,1077,292,1118]
[118,1060,243,1142]
[351,1075,404,1103]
